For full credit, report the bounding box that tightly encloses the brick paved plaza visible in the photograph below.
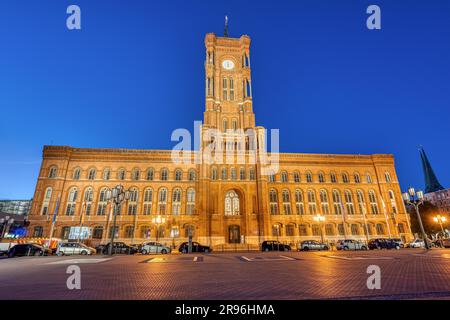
[1,249,450,300]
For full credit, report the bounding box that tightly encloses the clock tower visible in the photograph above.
[203,33,255,132]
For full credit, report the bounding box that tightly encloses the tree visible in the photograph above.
[406,201,441,236]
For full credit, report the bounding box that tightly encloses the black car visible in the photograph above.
[101,242,138,254]
[368,238,400,250]
[178,242,211,253]
[7,244,52,258]
[261,241,291,252]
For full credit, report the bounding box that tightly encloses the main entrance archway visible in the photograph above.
[228,225,240,244]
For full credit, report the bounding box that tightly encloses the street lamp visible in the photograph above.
[104,185,131,255]
[313,214,326,244]
[0,216,15,240]
[151,215,166,242]
[433,214,447,238]
[402,187,430,250]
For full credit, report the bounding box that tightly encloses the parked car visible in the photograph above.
[336,239,367,251]
[368,238,400,250]
[441,239,450,248]
[101,242,138,254]
[408,239,425,248]
[261,240,291,252]
[0,242,17,256]
[141,242,171,254]
[7,244,52,258]
[56,242,96,256]
[298,240,329,251]
[392,238,404,248]
[179,242,211,253]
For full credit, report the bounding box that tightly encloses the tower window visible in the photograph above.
[229,78,234,100]
[222,77,228,101]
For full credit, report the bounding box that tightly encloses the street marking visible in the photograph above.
[240,256,252,261]
[279,255,296,261]
[193,256,198,262]
[412,253,450,259]
[327,255,394,260]
[238,255,298,262]
[47,258,112,265]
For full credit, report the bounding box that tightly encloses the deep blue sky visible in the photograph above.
[1,0,449,199]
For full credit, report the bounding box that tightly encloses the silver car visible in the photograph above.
[141,242,171,254]
[336,239,368,250]
[56,242,96,256]
[299,240,329,251]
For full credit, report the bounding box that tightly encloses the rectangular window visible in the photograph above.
[222,78,228,100]
[229,78,234,100]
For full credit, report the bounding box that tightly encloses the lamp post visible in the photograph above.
[402,187,430,250]
[152,215,166,242]
[0,216,15,240]
[433,215,447,243]
[104,185,131,256]
[313,214,326,244]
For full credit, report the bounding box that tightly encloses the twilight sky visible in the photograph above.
[0,0,449,199]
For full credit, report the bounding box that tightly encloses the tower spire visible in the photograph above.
[224,16,229,37]
[419,146,445,193]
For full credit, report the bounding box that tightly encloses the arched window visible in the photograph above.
[295,189,304,215]
[211,167,218,180]
[299,224,308,236]
[272,224,281,237]
[286,223,295,236]
[240,168,246,180]
[184,225,195,237]
[125,226,134,238]
[230,168,237,180]
[325,224,334,236]
[41,187,52,215]
[221,168,227,180]
[293,172,300,183]
[88,168,96,180]
[356,190,366,214]
[344,190,355,215]
[342,173,349,183]
[232,119,238,130]
[97,188,108,216]
[84,187,94,215]
[281,171,288,183]
[376,223,385,235]
[223,118,228,131]
[33,226,43,237]
[186,188,195,215]
[225,190,240,216]
[282,189,291,215]
[48,166,57,178]
[351,224,359,235]
[143,188,153,215]
[369,190,379,214]
[73,168,81,180]
[332,190,343,215]
[306,172,313,183]
[146,168,154,181]
[92,226,103,239]
[388,190,397,214]
[158,188,167,214]
[249,167,255,180]
[132,169,140,181]
[188,170,196,181]
[160,169,168,181]
[318,172,325,183]
[354,173,361,183]
[307,190,317,214]
[103,168,110,180]
[172,188,182,215]
[269,189,278,215]
[320,190,329,214]
[330,172,337,183]
[175,170,182,181]
[66,188,78,216]
[128,188,138,215]
[385,172,392,183]
[268,173,276,183]
[366,173,372,184]
[118,168,126,180]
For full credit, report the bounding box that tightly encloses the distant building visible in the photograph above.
[0,200,32,216]
[419,147,448,214]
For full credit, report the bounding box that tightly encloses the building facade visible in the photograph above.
[27,32,413,248]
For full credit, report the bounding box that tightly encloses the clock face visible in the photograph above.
[222,60,235,70]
